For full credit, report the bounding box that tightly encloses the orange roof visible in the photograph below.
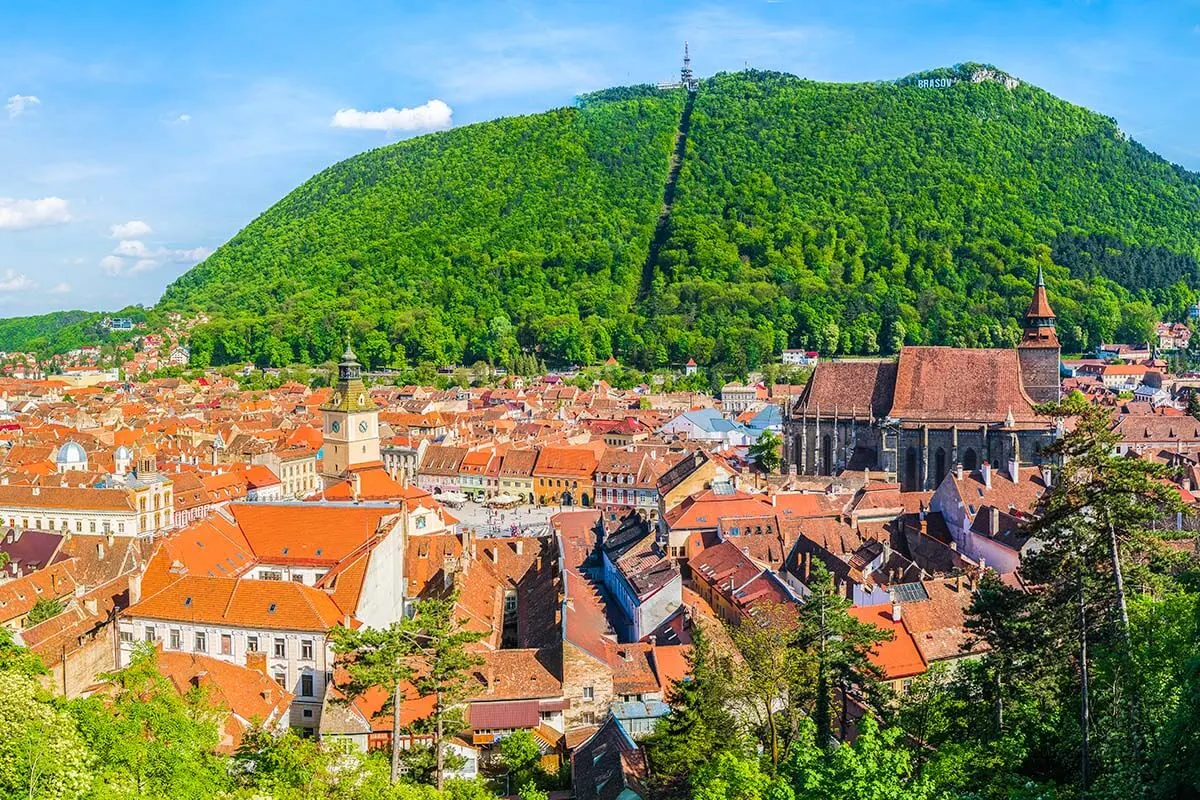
[0,484,135,512]
[231,503,396,566]
[533,445,601,478]
[321,467,430,503]
[651,644,691,690]
[0,558,78,621]
[127,575,347,632]
[666,489,773,531]
[156,649,293,752]
[330,670,436,732]
[241,464,280,488]
[847,604,927,680]
[286,425,323,450]
[140,513,255,597]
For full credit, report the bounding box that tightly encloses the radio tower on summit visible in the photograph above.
[681,41,698,92]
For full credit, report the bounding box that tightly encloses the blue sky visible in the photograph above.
[1,0,1198,316]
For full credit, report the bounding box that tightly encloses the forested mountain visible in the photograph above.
[24,64,1200,369]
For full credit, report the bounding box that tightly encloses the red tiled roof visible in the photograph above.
[847,604,927,680]
[889,347,1038,423]
[468,699,540,730]
[232,504,395,566]
[127,575,347,631]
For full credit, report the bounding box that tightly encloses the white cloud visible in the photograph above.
[0,197,71,230]
[0,269,36,292]
[48,281,71,294]
[6,94,40,118]
[101,239,211,277]
[113,238,152,257]
[165,112,191,124]
[331,99,452,132]
[110,220,152,238]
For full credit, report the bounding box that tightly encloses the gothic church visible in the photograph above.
[783,269,1061,490]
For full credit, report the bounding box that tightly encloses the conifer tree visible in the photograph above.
[1024,394,1185,792]
[643,625,738,798]
[331,617,421,784]
[410,592,485,791]
[790,562,889,747]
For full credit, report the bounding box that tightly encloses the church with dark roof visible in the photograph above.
[783,270,1061,491]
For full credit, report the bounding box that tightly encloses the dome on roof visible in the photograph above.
[114,445,133,459]
[56,440,87,466]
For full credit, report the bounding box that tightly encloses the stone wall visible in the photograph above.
[562,640,613,729]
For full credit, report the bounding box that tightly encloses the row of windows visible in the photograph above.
[598,473,638,485]
[537,479,581,488]
[128,626,317,661]
[258,569,327,585]
[8,516,131,534]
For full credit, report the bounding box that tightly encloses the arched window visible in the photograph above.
[904,447,919,492]
[934,447,947,485]
[821,435,833,475]
[962,448,978,472]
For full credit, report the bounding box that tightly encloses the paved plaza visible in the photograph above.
[448,500,569,538]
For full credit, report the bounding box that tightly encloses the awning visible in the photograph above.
[484,493,519,506]
[437,492,468,506]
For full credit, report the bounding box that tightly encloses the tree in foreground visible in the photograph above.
[70,644,227,798]
[0,670,91,800]
[789,561,888,747]
[642,624,740,798]
[410,593,486,791]
[729,601,809,771]
[1022,394,1184,795]
[332,616,421,784]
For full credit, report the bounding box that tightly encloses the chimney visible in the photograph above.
[31,486,39,496]
[1040,464,1052,488]
[127,572,142,605]
[1009,458,1020,484]
[891,601,902,622]
[981,461,991,490]
[514,539,523,556]
[245,651,268,676]
[989,506,999,536]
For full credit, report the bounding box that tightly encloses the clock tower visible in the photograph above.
[321,346,380,479]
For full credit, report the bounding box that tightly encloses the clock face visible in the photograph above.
[330,421,341,433]
[358,420,369,433]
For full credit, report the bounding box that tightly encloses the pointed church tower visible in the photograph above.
[1018,265,1061,403]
